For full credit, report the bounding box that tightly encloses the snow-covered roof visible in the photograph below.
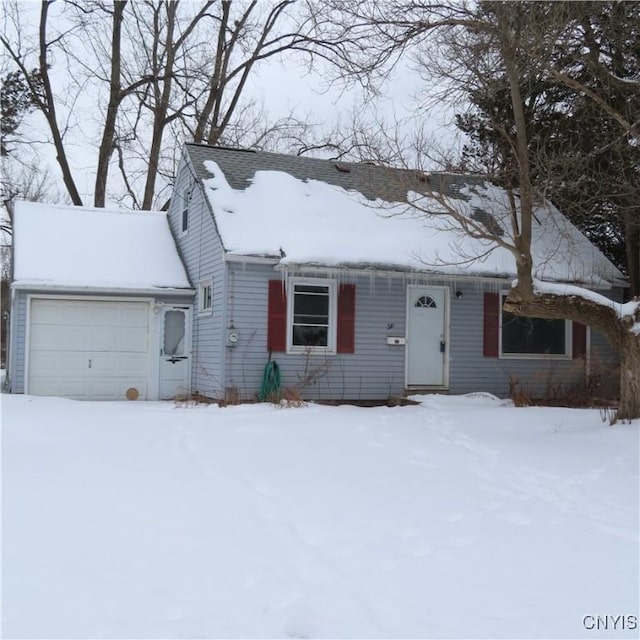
[186,144,625,289]
[12,201,192,291]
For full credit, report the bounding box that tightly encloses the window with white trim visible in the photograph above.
[500,293,569,358]
[288,278,336,353]
[181,188,190,234]
[198,280,213,315]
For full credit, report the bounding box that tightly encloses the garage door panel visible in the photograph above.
[29,377,88,398]
[118,328,149,351]
[31,300,149,325]
[89,380,148,400]
[30,326,149,353]
[30,325,96,351]
[89,354,148,377]
[29,377,148,401]
[79,327,148,352]
[30,300,79,324]
[117,306,149,326]
[88,305,148,327]
[30,351,148,378]
[28,299,151,400]
[29,352,89,377]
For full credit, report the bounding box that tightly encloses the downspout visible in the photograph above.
[220,259,231,399]
[3,286,15,391]
[3,234,16,391]
[585,325,591,381]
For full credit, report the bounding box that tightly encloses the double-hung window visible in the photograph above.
[198,280,213,315]
[181,188,189,234]
[288,278,336,353]
[500,293,569,358]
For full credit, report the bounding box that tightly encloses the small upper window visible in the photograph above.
[415,295,437,308]
[500,294,568,357]
[181,188,190,233]
[199,280,212,314]
[288,279,336,353]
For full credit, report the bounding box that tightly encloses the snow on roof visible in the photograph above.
[13,201,191,291]
[200,155,625,289]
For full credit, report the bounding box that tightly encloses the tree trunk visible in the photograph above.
[94,1,127,208]
[38,1,83,206]
[504,290,640,421]
[141,2,178,211]
[623,208,640,298]
[617,335,640,422]
[193,0,231,144]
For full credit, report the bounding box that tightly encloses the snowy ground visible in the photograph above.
[2,394,638,639]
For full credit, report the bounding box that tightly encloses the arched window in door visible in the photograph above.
[415,295,437,308]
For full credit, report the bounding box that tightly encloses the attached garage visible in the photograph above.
[27,298,152,400]
[8,202,194,400]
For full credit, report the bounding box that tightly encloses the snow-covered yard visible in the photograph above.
[2,394,638,639]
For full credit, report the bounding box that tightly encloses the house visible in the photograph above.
[6,144,625,402]
[6,203,193,400]
[163,143,624,402]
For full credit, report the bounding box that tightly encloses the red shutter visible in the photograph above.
[572,321,587,359]
[337,283,356,354]
[267,279,287,352]
[483,292,500,357]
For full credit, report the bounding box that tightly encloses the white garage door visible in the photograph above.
[28,299,151,400]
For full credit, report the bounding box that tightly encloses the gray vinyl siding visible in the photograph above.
[589,285,623,383]
[590,329,617,366]
[167,153,226,397]
[8,289,28,393]
[224,266,622,401]
[588,285,621,398]
[225,265,407,400]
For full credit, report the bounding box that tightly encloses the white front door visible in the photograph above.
[406,286,448,387]
[159,306,191,399]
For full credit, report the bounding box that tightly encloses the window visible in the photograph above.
[500,294,569,358]
[415,295,437,308]
[288,278,336,352]
[199,280,212,314]
[164,310,186,356]
[181,188,190,234]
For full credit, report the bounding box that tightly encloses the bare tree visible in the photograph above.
[320,0,640,420]
[1,1,85,204]
[1,0,340,210]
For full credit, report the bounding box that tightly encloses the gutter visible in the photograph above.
[223,254,279,265]
[273,263,516,284]
[224,253,621,290]
[275,264,620,290]
[11,283,195,296]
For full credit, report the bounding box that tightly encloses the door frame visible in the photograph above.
[24,294,154,398]
[404,284,450,390]
[158,304,193,399]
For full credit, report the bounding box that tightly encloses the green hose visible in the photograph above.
[259,359,281,402]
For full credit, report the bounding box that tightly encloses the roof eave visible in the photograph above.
[223,253,280,265]
[11,282,195,296]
